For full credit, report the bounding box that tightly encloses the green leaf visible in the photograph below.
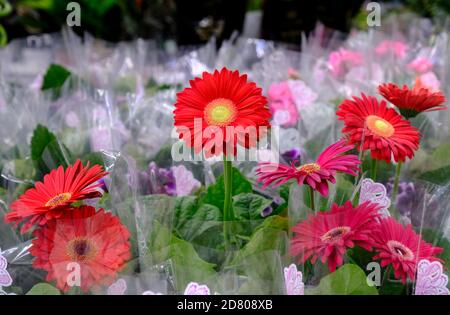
[202,167,252,210]
[41,64,71,91]
[81,152,106,168]
[334,175,355,206]
[421,228,450,271]
[306,264,378,295]
[233,193,272,220]
[83,0,118,15]
[30,124,71,178]
[174,196,222,241]
[418,165,450,185]
[0,0,12,17]
[432,142,450,167]
[172,196,224,264]
[148,221,217,290]
[231,215,288,265]
[274,183,290,214]
[0,24,7,46]
[411,142,450,175]
[17,0,54,10]
[26,283,61,295]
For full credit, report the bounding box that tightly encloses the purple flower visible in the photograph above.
[171,165,201,196]
[386,180,442,229]
[261,206,273,218]
[139,162,176,196]
[281,148,303,164]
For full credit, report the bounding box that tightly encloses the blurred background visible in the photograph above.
[0,0,449,47]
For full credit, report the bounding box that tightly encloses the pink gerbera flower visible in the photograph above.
[256,140,360,197]
[291,201,381,272]
[371,217,443,284]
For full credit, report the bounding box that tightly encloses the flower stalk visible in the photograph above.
[390,162,402,217]
[308,185,315,211]
[223,158,234,250]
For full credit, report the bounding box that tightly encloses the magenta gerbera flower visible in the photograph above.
[371,217,443,284]
[291,201,381,272]
[256,140,360,197]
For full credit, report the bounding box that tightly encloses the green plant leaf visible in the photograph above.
[428,141,450,169]
[306,264,378,295]
[17,0,54,10]
[334,175,355,205]
[41,64,71,91]
[148,221,217,290]
[202,166,252,210]
[421,228,450,270]
[26,283,61,295]
[233,193,272,220]
[30,124,71,178]
[0,24,7,46]
[82,0,118,15]
[231,215,288,265]
[0,0,12,17]
[81,152,106,168]
[418,165,450,186]
[174,196,222,241]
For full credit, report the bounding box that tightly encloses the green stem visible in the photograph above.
[370,159,378,181]
[308,186,315,211]
[382,266,391,287]
[223,159,234,250]
[390,162,402,218]
[354,150,366,185]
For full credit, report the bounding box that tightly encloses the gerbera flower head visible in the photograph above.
[30,206,131,292]
[371,217,443,284]
[173,68,271,157]
[291,201,381,272]
[378,82,447,118]
[256,140,360,197]
[5,160,108,233]
[337,93,420,163]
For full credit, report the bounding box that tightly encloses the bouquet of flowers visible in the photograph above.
[0,12,449,295]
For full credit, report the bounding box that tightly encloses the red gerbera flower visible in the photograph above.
[371,217,443,284]
[173,68,271,157]
[291,201,381,272]
[256,140,360,197]
[378,82,447,118]
[31,206,131,293]
[337,93,420,163]
[5,160,108,233]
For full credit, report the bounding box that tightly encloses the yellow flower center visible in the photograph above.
[366,115,395,138]
[321,226,351,242]
[297,162,321,175]
[387,240,414,261]
[204,98,237,126]
[45,192,72,207]
[67,237,97,262]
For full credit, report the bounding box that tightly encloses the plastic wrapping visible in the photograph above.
[0,12,449,295]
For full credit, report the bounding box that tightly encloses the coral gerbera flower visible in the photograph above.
[5,160,107,233]
[291,201,381,272]
[256,140,360,197]
[371,218,443,284]
[173,68,271,157]
[378,82,447,118]
[337,93,420,163]
[31,206,131,292]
